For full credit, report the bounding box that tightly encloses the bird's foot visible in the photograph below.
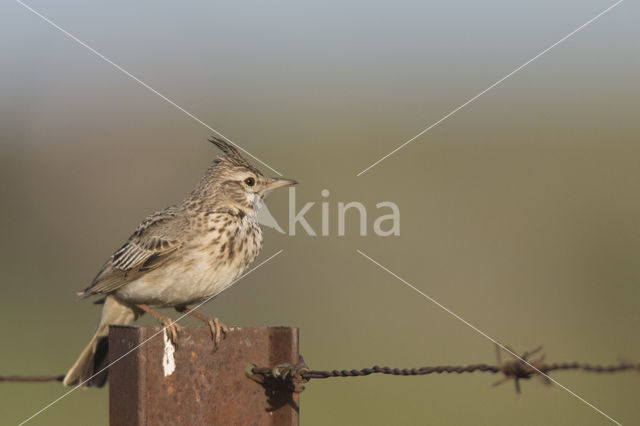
[206,317,229,348]
[175,306,228,350]
[137,303,182,346]
[161,317,182,346]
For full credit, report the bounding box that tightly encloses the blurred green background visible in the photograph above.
[2,1,639,424]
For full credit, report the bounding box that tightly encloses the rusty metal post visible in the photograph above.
[109,325,299,425]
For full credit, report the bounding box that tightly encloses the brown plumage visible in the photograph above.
[63,138,296,387]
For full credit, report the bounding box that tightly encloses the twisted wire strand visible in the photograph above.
[0,375,64,383]
[299,364,501,379]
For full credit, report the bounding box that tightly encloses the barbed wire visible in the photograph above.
[2,344,638,395]
[248,345,640,394]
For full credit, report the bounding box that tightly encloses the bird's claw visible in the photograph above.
[207,317,229,349]
[163,320,182,346]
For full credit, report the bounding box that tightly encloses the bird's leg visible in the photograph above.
[137,304,182,345]
[175,306,229,348]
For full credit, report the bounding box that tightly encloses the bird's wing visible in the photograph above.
[80,208,185,296]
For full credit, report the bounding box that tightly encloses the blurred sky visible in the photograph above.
[1,1,639,425]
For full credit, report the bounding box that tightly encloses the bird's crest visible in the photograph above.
[209,137,254,170]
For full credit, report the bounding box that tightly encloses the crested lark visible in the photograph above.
[63,138,296,387]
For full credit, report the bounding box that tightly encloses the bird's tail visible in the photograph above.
[63,295,139,388]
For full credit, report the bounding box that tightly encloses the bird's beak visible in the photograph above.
[263,177,297,195]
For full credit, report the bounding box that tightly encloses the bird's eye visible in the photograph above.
[244,177,255,186]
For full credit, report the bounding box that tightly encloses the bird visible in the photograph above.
[63,138,297,387]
